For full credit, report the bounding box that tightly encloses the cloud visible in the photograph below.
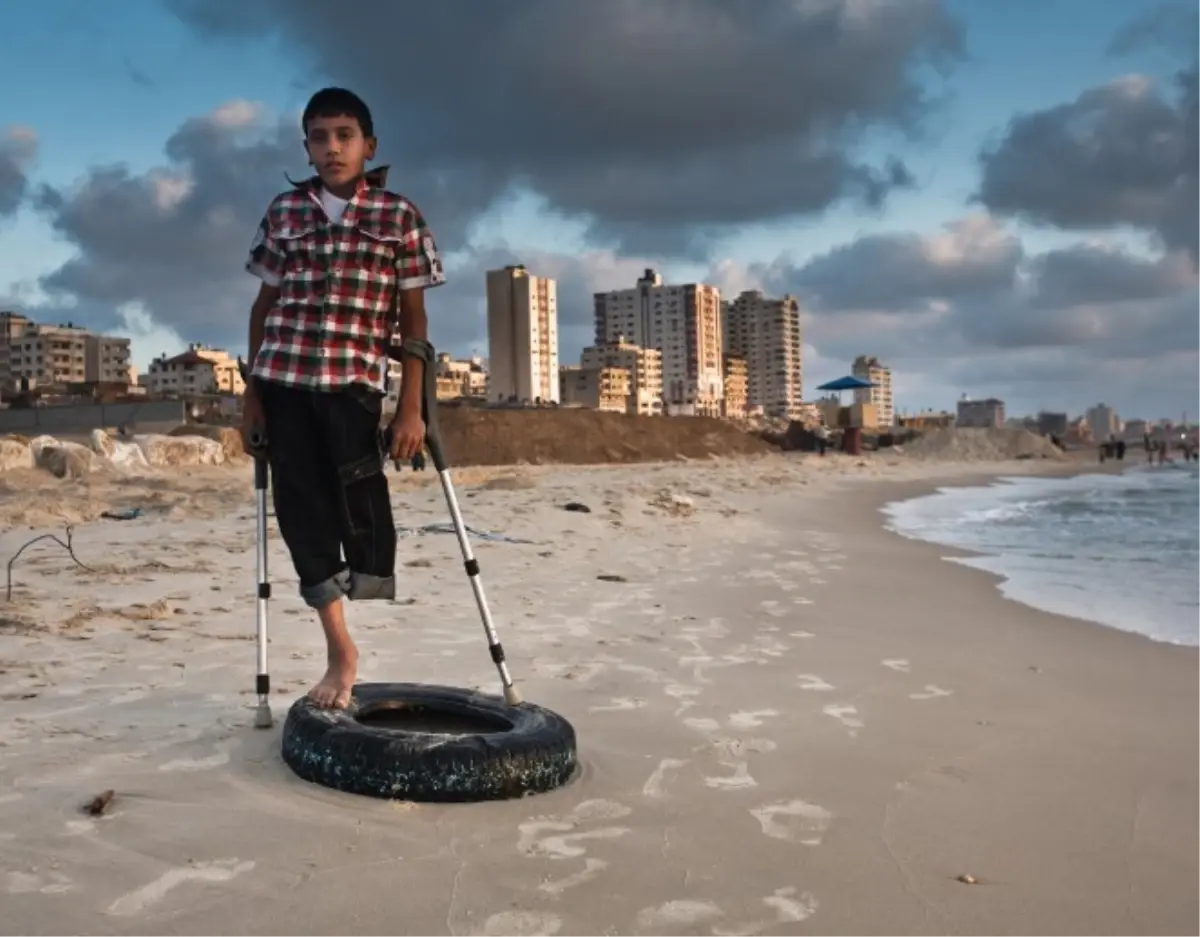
[0,125,38,220]
[785,214,1023,310]
[706,217,1197,415]
[31,102,300,349]
[22,94,664,368]
[163,0,963,254]
[975,64,1199,264]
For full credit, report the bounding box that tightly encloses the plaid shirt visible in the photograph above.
[245,167,445,393]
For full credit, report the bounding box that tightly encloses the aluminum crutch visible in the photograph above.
[388,338,523,705]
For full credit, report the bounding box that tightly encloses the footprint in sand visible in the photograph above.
[5,869,74,895]
[106,859,255,916]
[727,709,778,729]
[704,738,776,791]
[480,911,564,936]
[909,684,953,700]
[158,738,239,772]
[635,899,723,932]
[663,683,701,715]
[750,799,833,845]
[882,659,910,673]
[516,799,632,896]
[636,888,819,936]
[588,697,646,713]
[642,758,688,799]
[822,704,863,735]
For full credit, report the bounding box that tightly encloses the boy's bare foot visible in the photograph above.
[308,649,358,709]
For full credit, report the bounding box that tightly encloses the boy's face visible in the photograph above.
[304,114,376,190]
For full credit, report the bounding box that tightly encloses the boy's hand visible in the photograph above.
[388,411,426,462]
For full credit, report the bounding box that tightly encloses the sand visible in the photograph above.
[0,452,1194,936]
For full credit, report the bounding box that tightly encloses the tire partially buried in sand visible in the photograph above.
[280,683,578,802]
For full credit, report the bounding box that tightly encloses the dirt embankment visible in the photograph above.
[901,427,1067,462]
[434,406,774,466]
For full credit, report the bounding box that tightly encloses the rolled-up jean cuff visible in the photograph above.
[347,572,396,601]
[300,569,351,609]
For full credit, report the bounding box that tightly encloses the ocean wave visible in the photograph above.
[883,468,1199,647]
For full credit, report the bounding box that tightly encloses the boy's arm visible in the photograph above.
[395,287,428,418]
[244,210,286,400]
[392,201,446,419]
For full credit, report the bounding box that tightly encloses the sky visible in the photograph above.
[0,0,1196,420]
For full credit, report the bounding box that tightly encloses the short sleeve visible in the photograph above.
[394,202,446,291]
[245,211,285,287]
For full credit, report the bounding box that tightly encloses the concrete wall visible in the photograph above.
[0,400,186,435]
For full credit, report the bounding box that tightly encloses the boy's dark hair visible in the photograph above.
[302,87,374,138]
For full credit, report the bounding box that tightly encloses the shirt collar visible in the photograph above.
[291,165,390,199]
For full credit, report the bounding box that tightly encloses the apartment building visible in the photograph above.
[851,355,894,427]
[559,365,630,413]
[486,264,559,404]
[1037,411,1069,437]
[0,313,133,390]
[722,355,748,420]
[435,352,488,399]
[721,290,804,419]
[191,345,245,395]
[0,311,31,390]
[1085,403,1119,441]
[579,336,663,415]
[593,269,723,417]
[956,395,1006,428]
[144,349,218,395]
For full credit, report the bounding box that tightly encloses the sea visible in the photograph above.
[881,462,1200,647]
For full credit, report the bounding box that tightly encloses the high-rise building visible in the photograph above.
[721,290,803,419]
[486,265,559,404]
[592,269,723,416]
[851,355,894,427]
[1085,403,1120,441]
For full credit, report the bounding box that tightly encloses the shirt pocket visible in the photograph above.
[351,222,405,281]
[276,224,324,280]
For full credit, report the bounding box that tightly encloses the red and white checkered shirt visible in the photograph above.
[245,168,445,393]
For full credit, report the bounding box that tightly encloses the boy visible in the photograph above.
[241,87,445,710]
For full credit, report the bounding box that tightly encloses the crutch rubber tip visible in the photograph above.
[253,703,274,729]
[503,685,522,706]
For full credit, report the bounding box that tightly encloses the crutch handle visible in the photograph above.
[385,338,446,473]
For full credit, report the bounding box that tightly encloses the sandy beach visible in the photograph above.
[0,452,1195,936]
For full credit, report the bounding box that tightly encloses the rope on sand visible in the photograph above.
[4,526,95,602]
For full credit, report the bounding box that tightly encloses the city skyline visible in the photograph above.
[0,0,1195,418]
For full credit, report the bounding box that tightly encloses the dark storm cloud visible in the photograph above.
[32,103,305,347]
[782,214,1023,311]
[163,0,963,253]
[975,64,1199,264]
[1026,244,1196,309]
[0,126,38,220]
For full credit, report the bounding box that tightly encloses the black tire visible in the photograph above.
[280,682,578,802]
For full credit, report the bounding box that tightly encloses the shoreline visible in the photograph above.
[870,467,1198,652]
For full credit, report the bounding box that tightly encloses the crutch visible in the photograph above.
[237,357,274,730]
[251,440,273,728]
[388,338,522,706]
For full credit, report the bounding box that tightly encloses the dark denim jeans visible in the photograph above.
[259,380,396,608]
